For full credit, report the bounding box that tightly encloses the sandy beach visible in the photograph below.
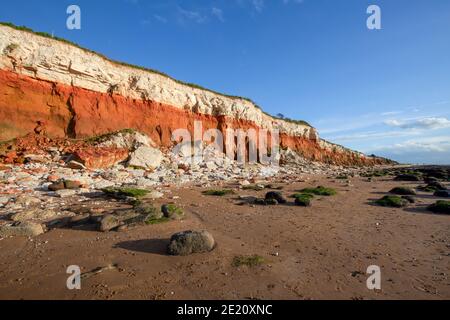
[0,173,448,300]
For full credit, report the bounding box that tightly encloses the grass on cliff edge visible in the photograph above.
[0,21,311,128]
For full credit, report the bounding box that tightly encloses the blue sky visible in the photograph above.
[1,0,449,164]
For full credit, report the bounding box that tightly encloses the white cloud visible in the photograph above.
[384,117,450,130]
[381,111,402,116]
[252,0,264,12]
[283,0,304,4]
[369,136,450,154]
[177,7,207,24]
[328,130,421,142]
[153,15,168,23]
[212,7,224,22]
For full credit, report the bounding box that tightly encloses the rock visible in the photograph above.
[239,180,251,186]
[401,195,416,203]
[167,230,215,256]
[238,195,258,203]
[134,203,163,220]
[161,204,184,220]
[97,130,156,149]
[427,181,447,191]
[101,170,130,181]
[419,182,447,192]
[11,208,58,222]
[0,196,10,206]
[254,198,267,205]
[265,191,287,204]
[434,190,450,198]
[67,160,86,170]
[69,213,91,226]
[205,161,217,170]
[48,181,65,191]
[394,174,420,182]
[424,176,439,184]
[55,189,77,198]
[294,194,314,207]
[47,175,60,182]
[427,200,450,215]
[389,187,416,195]
[127,146,164,170]
[264,198,278,205]
[64,180,82,189]
[14,195,41,206]
[71,147,129,169]
[98,214,122,232]
[375,195,409,208]
[135,177,157,188]
[0,222,45,237]
[147,190,164,199]
[24,154,47,163]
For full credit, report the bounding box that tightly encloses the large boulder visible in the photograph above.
[70,147,129,169]
[98,214,122,232]
[14,195,42,206]
[0,222,45,237]
[127,146,164,170]
[167,230,215,256]
[97,130,156,149]
[10,208,58,222]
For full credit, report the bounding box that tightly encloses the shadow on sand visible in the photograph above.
[114,238,170,255]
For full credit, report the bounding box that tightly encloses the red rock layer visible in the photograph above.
[0,69,384,166]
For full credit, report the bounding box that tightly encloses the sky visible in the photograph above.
[1,0,449,164]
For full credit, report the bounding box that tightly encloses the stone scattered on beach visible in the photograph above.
[401,195,416,204]
[167,230,215,256]
[10,208,58,222]
[161,204,184,220]
[55,189,77,198]
[265,191,287,204]
[427,200,450,215]
[394,174,420,182]
[375,195,409,208]
[14,195,42,206]
[0,221,45,237]
[127,146,164,170]
[434,190,450,198]
[294,193,314,207]
[389,187,416,196]
[98,214,122,232]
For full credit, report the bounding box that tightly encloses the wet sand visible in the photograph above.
[0,174,448,300]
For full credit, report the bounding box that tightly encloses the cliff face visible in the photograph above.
[0,24,385,166]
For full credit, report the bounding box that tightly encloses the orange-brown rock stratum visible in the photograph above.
[0,23,389,166]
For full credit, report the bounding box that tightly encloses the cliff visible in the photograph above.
[0,23,386,166]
